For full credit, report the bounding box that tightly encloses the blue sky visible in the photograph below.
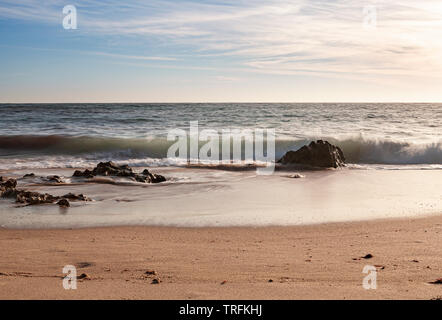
[1,0,442,102]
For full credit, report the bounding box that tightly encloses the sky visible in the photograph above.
[1,0,442,102]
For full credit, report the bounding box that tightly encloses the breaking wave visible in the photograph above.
[0,134,441,169]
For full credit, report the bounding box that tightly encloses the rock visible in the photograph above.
[76,262,94,268]
[1,188,17,198]
[77,273,91,280]
[62,193,90,201]
[145,270,157,276]
[362,254,373,259]
[374,265,385,270]
[289,173,305,179]
[73,162,166,184]
[15,191,89,206]
[94,161,126,176]
[1,177,89,207]
[1,179,18,198]
[91,161,135,177]
[73,170,82,177]
[1,178,17,189]
[220,280,227,285]
[73,169,94,178]
[278,140,346,168]
[46,175,63,183]
[22,174,63,183]
[141,169,167,183]
[16,191,59,205]
[57,199,70,207]
[429,279,442,285]
[0,176,90,207]
[46,176,63,183]
[151,278,161,284]
[0,176,3,182]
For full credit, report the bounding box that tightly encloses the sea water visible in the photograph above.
[0,103,441,170]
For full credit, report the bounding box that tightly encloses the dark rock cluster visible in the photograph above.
[73,161,166,183]
[1,178,89,207]
[46,175,64,183]
[22,173,64,184]
[1,162,165,209]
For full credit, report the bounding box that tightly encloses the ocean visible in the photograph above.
[0,103,441,170]
[1,103,442,228]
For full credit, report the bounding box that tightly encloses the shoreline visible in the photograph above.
[1,214,442,299]
[1,210,441,230]
[2,167,442,228]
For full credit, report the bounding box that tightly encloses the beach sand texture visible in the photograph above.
[1,215,442,300]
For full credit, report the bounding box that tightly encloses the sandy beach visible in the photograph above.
[1,165,442,300]
[1,214,442,300]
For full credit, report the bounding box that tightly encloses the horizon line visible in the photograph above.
[1,101,442,104]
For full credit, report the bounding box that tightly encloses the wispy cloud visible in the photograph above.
[0,44,178,62]
[214,75,241,82]
[1,0,442,83]
[86,51,177,61]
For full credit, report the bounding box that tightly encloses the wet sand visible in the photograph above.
[1,214,442,300]
[1,168,442,228]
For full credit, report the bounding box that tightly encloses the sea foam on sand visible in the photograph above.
[0,167,441,228]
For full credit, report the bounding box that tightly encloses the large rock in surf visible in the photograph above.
[73,161,166,183]
[278,140,346,168]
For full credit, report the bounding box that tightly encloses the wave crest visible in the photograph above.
[0,135,441,166]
